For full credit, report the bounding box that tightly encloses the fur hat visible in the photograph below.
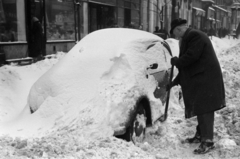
[170,18,187,34]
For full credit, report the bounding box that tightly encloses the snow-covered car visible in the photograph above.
[27,28,172,142]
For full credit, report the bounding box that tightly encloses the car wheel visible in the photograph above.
[126,103,147,144]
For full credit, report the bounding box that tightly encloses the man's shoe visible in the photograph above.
[193,141,215,154]
[184,135,201,144]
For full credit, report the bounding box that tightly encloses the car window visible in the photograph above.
[153,68,171,104]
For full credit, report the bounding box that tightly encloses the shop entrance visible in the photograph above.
[26,0,46,59]
[89,3,116,33]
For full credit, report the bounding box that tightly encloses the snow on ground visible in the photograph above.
[0,32,240,159]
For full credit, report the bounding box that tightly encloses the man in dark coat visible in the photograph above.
[168,18,226,154]
[29,16,44,62]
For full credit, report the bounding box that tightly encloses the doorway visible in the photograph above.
[26,0,46,58]
[124,8,131,27]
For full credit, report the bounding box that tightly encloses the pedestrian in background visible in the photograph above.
[159,27,170,40]
[153,26,160,33]
[209,26,215,39]
[29,16,44,62]
[167,18,226,154]
[236,22,240,39]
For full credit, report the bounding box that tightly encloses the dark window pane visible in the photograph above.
[89,3,116,32]
[153,69,171,105]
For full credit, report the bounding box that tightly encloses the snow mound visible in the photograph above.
[219,43,240,101]
[211,36,240,58]
[0,53,65,123]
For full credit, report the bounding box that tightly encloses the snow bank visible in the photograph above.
[0,53,64,123]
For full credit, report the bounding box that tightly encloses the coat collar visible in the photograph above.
[179,28,192,56]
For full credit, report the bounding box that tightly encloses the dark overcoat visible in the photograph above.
[173,28,226,118]
[29,17,43,58]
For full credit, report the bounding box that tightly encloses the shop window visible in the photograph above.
[0,0,26,42]
[45,0,75,41]
[153,69,171,105]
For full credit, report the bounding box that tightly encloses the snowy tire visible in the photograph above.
[125,103,147,144]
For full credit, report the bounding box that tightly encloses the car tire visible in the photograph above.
[125,103,147,144]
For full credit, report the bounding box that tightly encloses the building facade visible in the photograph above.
[0,0,235,62]
[171,0,231,34]
[0,0,143,61]
[0,0,77,60]
[192,0,205,29]
[171,0,193,27]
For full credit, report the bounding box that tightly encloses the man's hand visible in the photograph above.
[170,57,179,67]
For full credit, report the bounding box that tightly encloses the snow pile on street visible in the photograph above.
[0,52,65,123]
[217,42,240,146]
[0,34,240,159]
[211,36,238,57]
